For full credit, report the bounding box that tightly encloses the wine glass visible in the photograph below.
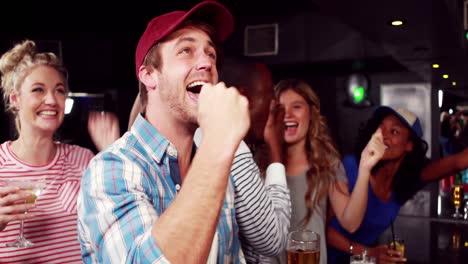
[452,184,464,219]
[5,178,45,248]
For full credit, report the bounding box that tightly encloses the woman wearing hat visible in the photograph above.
[327,106,468,263]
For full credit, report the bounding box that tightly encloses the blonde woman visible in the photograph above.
[270,79,385,264]
[0,40,117,263]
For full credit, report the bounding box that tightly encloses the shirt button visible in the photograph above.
[167,144,178,157]
[175,184,181,191]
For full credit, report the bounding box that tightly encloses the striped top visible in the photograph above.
[77,114,245,264]
[231,142,291,264]
[194,129,291,264]
[0,141,94,264]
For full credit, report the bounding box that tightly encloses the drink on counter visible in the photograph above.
[286,230,320,264]
[453,185,462,207]
[452,184,464,218]
[287,248,320,264]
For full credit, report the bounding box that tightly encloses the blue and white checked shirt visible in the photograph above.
[77,114,245,263]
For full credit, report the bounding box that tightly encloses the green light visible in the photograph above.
[465,31,468,41]
[353,86,365,103]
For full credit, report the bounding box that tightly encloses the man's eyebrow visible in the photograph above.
[174,36,215,49]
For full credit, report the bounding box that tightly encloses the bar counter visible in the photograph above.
[382,190,468,264]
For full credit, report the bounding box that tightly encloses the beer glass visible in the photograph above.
[452,184,463,218]
[286,230,320,264]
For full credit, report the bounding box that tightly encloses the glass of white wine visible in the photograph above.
[5,178,45,248]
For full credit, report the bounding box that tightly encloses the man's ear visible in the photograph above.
[138,65,158,90]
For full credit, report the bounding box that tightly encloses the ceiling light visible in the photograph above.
[438,90,443,108]
[65,98,74,114]
[391,20,404,26]
[432,64,439,69]
[443,74,449,79]
[452,81,457,86]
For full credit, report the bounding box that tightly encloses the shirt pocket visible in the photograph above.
[59,180,81,213]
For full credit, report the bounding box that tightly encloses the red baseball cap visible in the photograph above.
[135,1,234,77]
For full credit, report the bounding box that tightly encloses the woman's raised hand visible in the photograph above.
[360,128,386,171]
[87,111,120,152]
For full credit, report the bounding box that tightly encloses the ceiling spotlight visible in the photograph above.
[452,81,457,86]
[442,74,449,79]
[391,20,404,26]
[432,64,439,69]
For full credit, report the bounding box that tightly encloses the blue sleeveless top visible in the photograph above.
[327,155,401,263]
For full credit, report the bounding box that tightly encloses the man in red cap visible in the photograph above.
[78,2,249,263]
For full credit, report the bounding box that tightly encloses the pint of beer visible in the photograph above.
[286,230,320,264]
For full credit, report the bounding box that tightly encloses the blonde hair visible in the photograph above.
[0,40,68,132]
[274,79,340,225]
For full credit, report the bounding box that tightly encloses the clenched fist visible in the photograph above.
[198,82,250,153]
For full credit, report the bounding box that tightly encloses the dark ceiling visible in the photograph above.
[0,0,466,147]
[230,0,468,102]
[317,0,468,97]
[1,0,467,94]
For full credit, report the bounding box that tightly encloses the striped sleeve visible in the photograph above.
[77,151,169,264]
[231,141,291,262]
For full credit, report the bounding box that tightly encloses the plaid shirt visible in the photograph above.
[77,114,245,263]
